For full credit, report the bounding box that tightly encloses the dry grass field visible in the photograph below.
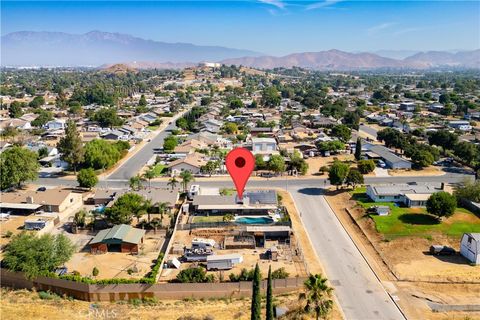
[0,288,310,320]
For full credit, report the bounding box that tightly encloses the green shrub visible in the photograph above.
[271,267,289,279]
[38,291,60,300]
[174,267,214,283]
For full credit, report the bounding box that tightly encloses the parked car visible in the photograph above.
[429,245,456,256]
[37,186,47,191]
[377,160,386,168]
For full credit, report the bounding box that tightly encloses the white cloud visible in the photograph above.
[259,0,285,9]
[306,0,343,10]
[393,27,421,36]
[367,22,396,35]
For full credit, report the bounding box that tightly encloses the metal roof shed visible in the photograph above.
[206,254,243,270]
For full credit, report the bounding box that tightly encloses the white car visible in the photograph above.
[377,160,386,168]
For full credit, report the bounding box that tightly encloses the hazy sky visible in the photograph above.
[2,1,479,55]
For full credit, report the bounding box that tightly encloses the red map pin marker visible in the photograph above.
[225,147,255,200]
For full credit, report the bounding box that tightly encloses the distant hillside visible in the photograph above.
[99,61,195,70]
[403,50,480,68]
[221,49,480,70]
[1,31,260,67]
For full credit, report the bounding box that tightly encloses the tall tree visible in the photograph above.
[3,232,75,279]
[167,177,179,191]
[266,265,274,320]
[8,101,24,118]
[0,146,39,190]
[77,168,98,190]
[57,120,84,173]
[354,138,362,161]
[129,174,143,191]
[426,192,457,220]
[345,169,364,188]
[251,263,261,320]
[268,154,286,175]
[303,274,333,320]
[143,168,156,189]
[428,130,458,152]
[328,161,350,190]
[331,124,352,143]
[179,170,194,192]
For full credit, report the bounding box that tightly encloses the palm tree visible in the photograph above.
[301,274,334,320]
[142,199,153,223]
[167,177,178,191]
[129,174,143,191]
[179,170,194,192]
[158,202,170,221]
[143,168,156,189]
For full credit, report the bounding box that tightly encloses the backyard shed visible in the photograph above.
[206,254,243,270]
[460,233,480,265]
[90,224,146,254]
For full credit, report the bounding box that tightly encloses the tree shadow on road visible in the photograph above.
[297,187,324,196]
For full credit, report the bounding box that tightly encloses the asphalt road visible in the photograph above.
[35,168,473,319]
[107,105,195,180]
[360,124,378,139]
[291,186,404,320]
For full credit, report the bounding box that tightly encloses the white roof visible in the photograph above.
[207,254,242,262]
[0,203,42,210]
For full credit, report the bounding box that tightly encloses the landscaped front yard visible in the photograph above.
[351,187,480,239]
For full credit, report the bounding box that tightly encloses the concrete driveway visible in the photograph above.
[374,167,390,177]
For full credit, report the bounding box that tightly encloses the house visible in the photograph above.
[250,127,274,137]
[200,119,223,134]
[363,143,412,169]
[192,190,278,215]
[366,183,444,207]
[89,224,146,254]
[44,119,66,131]
[251,137,278,159]
[101,130,127,141]
[173,139,208,155]
[399,102,416,112]
[135,188,179,210]
[0,118,32,132]
[428,103,444,113]
[206,253,243,270]
[0,188,83,220]
[167,152,208,175]
[460,233,480,265]
[448,120,472,132]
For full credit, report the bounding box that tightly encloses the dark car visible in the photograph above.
[429,245,456,256]
[37,186,47,191]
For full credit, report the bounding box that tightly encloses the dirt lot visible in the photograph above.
[65,231,165,280]
[160,229,304,282]
[325,189,480,319]
[305,154,355,176]
[0,288,315,320]
[388,166,444,176]
[327,190,480,282]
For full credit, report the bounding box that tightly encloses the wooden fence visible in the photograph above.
[0,269,306,302]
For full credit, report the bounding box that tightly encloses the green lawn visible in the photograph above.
[147,125,159,131]
[219,188,236,196]
[192,215,225,223]
[151,164,166,177]
[351,187,480,239]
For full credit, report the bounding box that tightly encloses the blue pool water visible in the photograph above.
[94,205,106,213]
[235,217,274,225]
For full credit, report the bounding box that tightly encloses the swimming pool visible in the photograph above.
[235,216,274,225]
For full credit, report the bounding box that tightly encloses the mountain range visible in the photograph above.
[1,31,479,70]
[1,31,259,67]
